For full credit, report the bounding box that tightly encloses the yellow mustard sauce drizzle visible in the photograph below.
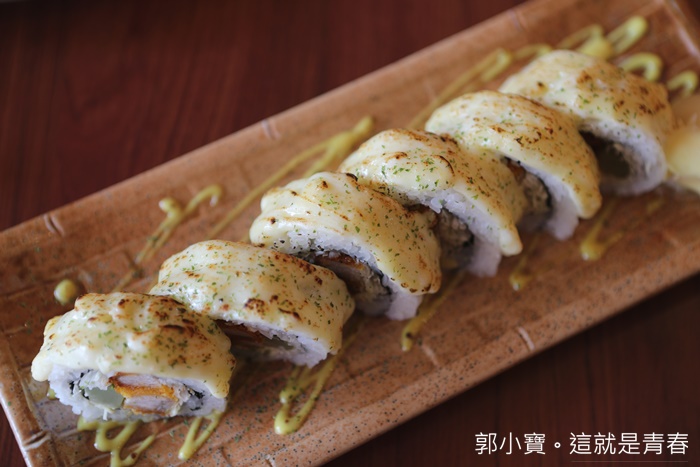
[407,48,513,129]
[53,278,80,306]
[557,24,603,49]
[557,24,613,59]
[606,16,648,55]
[618,52,663,82]
[178,411,224,460]
[207,116,374,240]
[274,317,364,435]
[667,71,699,101]
[401,270,468,352]
[78,417,156,467]
[513,43,552,61]
[302,117,375,178]
[408,16,647,132]
[580,198,620,261]
[177,362,252,460]
[111,184,223,292]
[508,234,543,291]
[580,197,664,261]
[555,16,647,59]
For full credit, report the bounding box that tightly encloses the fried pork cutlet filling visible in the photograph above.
[109,373,191,416]
[581,132,632,179]
[68,371,209,418]
[436,209,474,269]
[215,321,294,356]
[312,252,391,316]
[505,159,551,229]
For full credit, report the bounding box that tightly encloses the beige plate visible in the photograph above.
[2,0,700,465]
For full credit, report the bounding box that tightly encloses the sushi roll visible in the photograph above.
[249,172,442,321]
[31,293,235,421]
[150,240,354,367]
[426,90,602,240]
[339,128,525,276]
[500,50,674,195]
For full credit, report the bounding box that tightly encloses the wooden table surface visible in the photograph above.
[1,1,698,466]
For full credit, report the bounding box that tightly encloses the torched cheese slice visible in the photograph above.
[249,172,442,296]
[31,293,235,399]
[426,91,602,218]
[150,240,354,356]
[339,128,523,255]
[500,50,674,194]
[500,50,673,139]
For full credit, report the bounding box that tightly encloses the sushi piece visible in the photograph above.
[150,240,354,367]
[339,128,525,276]
[31,293,235,421]
[664,94,700,195]
[426,90,602,240]
[249,172,442,321]
[500,50,674,195]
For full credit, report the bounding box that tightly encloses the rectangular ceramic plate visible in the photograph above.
[2,0,700,465]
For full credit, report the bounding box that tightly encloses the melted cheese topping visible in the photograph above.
[250,172,442,299]
[426,90,602,220]
[340,128,523,255]
[31,293,235,399]
[500,50,673,140]
[500,50,674,195]
[150,240,354,366]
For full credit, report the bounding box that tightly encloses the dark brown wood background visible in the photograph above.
[1,1,699,466]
